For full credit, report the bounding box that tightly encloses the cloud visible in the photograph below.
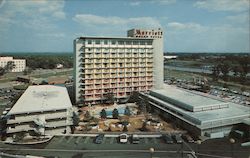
[166,21,249,52]
[167,22,207,32]
[37,33,65,38]
[0,0,65,33]
[73,14,161,28]
[194,0,249,12]
[151,0,176,5]
[129,1,141,6]
[226,12,249,24]
[0,0,5,8]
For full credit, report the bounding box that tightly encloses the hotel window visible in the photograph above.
[95,40,100,44]
[133,41,138,45]
[118,41,124,45]
[111,40,116,45]
[87,40,92,44]
[140,41,145,45]
[146,41,153,45]
[126,41,131,45]
[104,40,108,45]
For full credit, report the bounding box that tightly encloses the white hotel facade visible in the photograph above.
[74,28,164,105]
[0,56,26,72]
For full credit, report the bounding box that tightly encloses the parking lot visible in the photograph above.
[53,135,164,145]
[1,135,250,158]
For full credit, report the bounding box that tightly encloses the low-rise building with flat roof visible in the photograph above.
[0,57,26,72]
[140,85,250,138]
[5,85,73,137]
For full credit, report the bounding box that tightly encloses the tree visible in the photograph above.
[0,67,5,76]
[140,121,148,131]
[211,65,220,81]
[72,111,79,126]
[218,61,230,81]
[138,100,147,114]
[0,61,16,76]
[124,106,131,116]
[238,57,250,83]
[23,67,32,75]
[112,108,119,119]
[123,125,128,132]
[84,111,91,120]
[104,92,115,104]
[128,91,139,103]
[5,61,16,72]
[100,109,107,119]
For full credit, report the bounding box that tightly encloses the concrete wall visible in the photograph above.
[74,38,83,104]
[152,38,163,90]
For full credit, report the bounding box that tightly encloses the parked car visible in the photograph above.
[162,134,173,144]
[181,134,194,143]
[119,133,128,143]
[131,134,140,144]
[94,134,104,144]
[172,134,183,143]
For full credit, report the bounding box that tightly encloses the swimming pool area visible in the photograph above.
[106,107,125,116]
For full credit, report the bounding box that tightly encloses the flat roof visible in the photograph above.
[8,85,72,115]
[147,85,250,129]
[77,36,154,40]
[151,85,229,112]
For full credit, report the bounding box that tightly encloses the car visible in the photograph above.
[162,134,173,144]
[119,133,128,143]
[181,134,194,143]
[94,134,104,144]
[131,134,140,144]
[172,134,183,143]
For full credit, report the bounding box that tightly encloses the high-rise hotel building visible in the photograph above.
[74,29,163,105]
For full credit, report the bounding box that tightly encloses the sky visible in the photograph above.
[0,0,249,53]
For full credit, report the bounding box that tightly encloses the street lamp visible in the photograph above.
[196,140,202,157]
[229,138,235,158]
[149,147,155,158]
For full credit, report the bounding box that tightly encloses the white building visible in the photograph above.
[6,85,73,137]
[0,56,26,72]
[74,28,164,105]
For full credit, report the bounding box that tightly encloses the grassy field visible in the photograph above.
[0,68,73,83]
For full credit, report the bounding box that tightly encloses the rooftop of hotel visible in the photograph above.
[151,86,229,112]
[148,85,250,128]
[77,36,154,40]
[7,85,72,115]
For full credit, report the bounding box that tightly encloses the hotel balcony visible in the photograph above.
[94,59,102,63]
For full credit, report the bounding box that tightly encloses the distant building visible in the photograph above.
[56,63,64,69]
[0,57,26,72]
[164,55,178,59]
[5,85,73,137]
[74,28,164,104]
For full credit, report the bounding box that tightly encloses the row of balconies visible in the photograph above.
[83,45,153,50]
[83,81,153,86]
[84,87,151,94]
[83,42,152,49]
[82,51,153,55]
[83,74,153,79]
[83,77,153,82]
[83,88,151,100]
[83,83,153,90]
[83,63,151,67]
[83,46,153,53]
[82,76,153,81]
[83,69,153,74]
[83,55,154,59]
[82,77,153,84]
[84,65,153,69]
[83,59,153,63]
